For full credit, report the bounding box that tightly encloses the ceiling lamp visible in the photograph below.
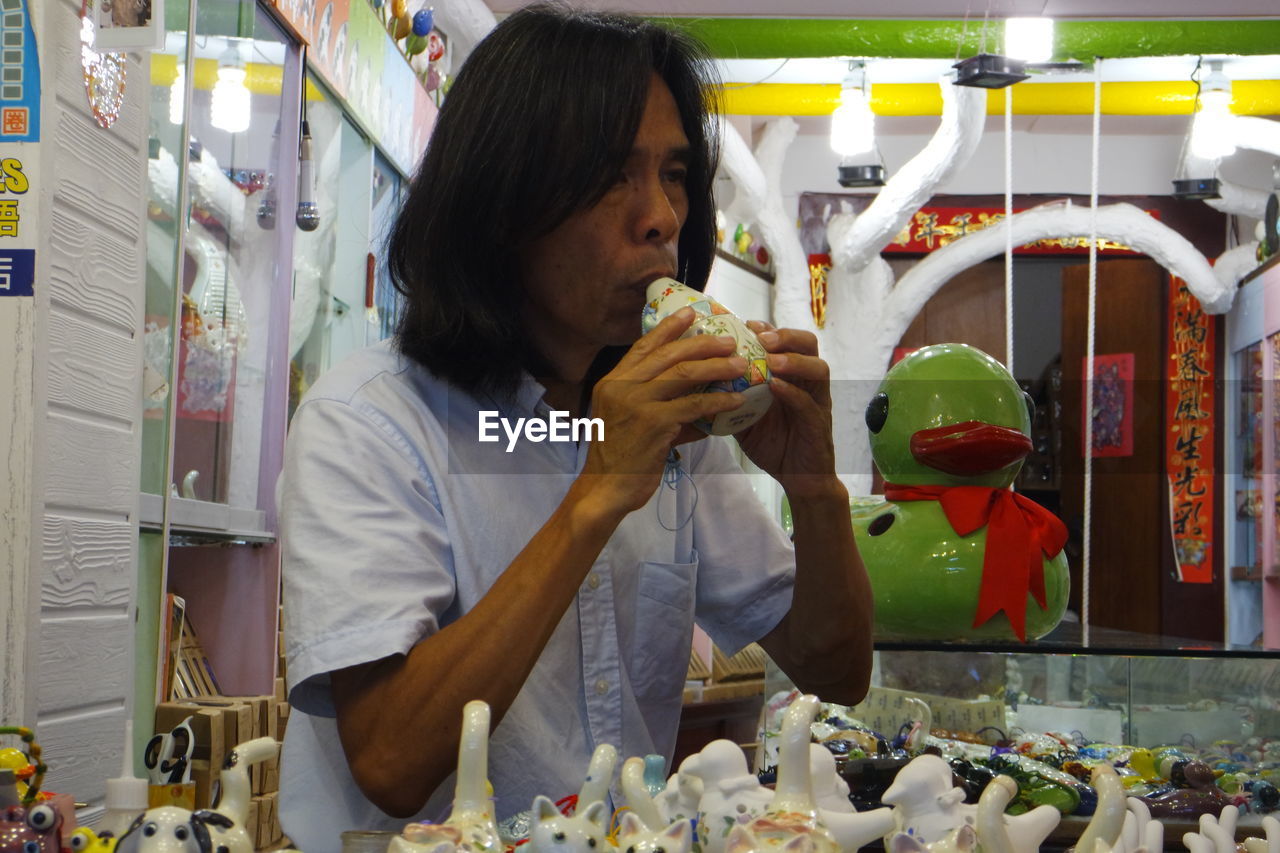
[830,62,885,187]
[1189,59,1236,161]
[1004,17,1054,64]
[1172,58,1233,200]
[210,42,251,134]
[953,53,1029,89]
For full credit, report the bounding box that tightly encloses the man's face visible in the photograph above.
[519,73,693,376]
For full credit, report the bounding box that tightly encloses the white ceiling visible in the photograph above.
[484,0,1280,19]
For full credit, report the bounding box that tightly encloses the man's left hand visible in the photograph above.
[735,321,841,498]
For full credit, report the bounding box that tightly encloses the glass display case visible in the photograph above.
[136,0,417,725]
[287,80,406,416]
[1226,257,1280,648]
[765,627,1280,847]
[137,0,305,728]
[142,0,301,533]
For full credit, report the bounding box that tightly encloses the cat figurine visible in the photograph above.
[615,812,694,853]
[526,796,608,853]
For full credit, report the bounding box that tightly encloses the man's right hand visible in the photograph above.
[575,306,749,517]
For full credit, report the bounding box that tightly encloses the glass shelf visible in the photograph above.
[876,622,1280,659]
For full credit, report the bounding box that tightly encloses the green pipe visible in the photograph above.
[661,18,1280,60]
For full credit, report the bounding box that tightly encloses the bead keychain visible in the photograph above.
[0,725,47,806]
[657,449,698,532]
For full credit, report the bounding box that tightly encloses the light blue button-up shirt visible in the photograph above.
[278,341,795,853]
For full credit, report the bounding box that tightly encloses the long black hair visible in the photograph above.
[386,2,722,401]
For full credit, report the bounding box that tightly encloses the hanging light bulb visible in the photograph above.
[1189,60,1235,161]
[830,64,875,158]
[830,62,885,188]
[1004,18,1054,64]
[169,62,185,125]
[210,42,251,133]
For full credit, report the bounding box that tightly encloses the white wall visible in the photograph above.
[30,0,148,813]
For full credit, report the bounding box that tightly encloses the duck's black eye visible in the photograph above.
[553,832,566,843]
[587,839,597,848]
[866,392,889,434]
[868,513,895,536]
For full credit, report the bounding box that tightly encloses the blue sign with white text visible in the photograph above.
[0,247,34,295]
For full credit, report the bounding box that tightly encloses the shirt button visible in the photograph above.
[595,679,609,695]
[587,573,601,590]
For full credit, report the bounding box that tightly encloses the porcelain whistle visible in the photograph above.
[641,277,772,436]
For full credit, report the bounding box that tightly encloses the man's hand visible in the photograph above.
[734,320,843,499]
[577,307,751,518]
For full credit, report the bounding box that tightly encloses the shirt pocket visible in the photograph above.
[630,555,698,705]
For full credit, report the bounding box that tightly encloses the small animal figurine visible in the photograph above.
[614,811,694,853]
[684,740,774,853]
[115,737,278,853]
[881,753,1059,852]
[641,277,772,435]
[0,727,58,853]
[720,694,839,853]
[0,800,60,853]
[1138,761,1240,821]
[526,797,608,853]
[69,827,120,853]
[852,343,1070,641]
[391,701,503,853]
[524,742,617,853]
[653,757,702,826]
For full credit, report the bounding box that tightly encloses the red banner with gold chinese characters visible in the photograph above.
[881,208,1151,255]
[1166,276,1216,583]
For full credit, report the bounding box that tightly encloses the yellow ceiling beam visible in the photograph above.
[722,80,1280,117]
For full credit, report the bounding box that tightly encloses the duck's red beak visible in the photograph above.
[910,420,1031,476]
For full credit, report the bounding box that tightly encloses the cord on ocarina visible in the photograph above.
[641,277,772,436]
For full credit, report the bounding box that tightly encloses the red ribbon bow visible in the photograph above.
[882,483,1068,641]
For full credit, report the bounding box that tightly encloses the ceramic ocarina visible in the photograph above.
[641,277,772,436]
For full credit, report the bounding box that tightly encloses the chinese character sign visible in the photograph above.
[1166,276,1216,583]
[0,0,35,298]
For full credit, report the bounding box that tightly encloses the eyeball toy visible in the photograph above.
[641,277,772,436]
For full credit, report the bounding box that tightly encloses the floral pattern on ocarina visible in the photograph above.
[641,277,772,435]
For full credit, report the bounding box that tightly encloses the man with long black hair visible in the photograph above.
[278,4,873,849]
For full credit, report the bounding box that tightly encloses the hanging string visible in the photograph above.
[1004,84,1015,374]
[658,449,698,531]
[956,0,974,62]
[1082,57,1103,647]
[978,0,993,56]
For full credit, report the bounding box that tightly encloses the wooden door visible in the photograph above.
[1060,259,1167,636]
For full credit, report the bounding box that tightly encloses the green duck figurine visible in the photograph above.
[852,343,1070,641]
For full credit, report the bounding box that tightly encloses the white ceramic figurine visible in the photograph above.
[114,737,278,853]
